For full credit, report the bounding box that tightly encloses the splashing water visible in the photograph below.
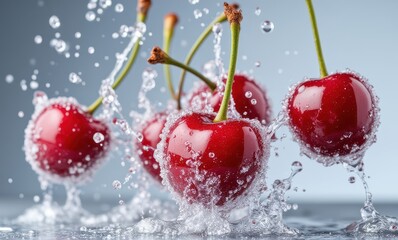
[344,161,398,233]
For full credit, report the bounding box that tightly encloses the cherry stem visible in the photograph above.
[214,3,241,123]
[176,13,228,110]
[87,7,150,115]
[148,47,216,91]
[306,0,328,78]
[163,13,179,100]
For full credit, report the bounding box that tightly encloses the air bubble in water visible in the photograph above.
[251,99,257,105]
[255,61,261,67]
[49,15,61,29]
[69,72,82,84]
[93,132,105,143]
[193,9,203,19]
[8,178,13,184]
[75,32,81,39]
[34,35,43,44]
[261,20,274,33]
[86,11,96,22]
[18,111,24,118]
[88,46,95,54]
[255,7,261,16]
[30,81,39,90]
[114,3,124,12]
[112,180,122,190]
[5,74,14,83]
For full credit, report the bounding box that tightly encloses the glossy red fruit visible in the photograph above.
[287,72,377,158]
[25,98,111,182]
[162,112,266,207]
[135,112,167,182]
[189,74,271,124]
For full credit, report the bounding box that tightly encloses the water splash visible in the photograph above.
[344,162,398,233]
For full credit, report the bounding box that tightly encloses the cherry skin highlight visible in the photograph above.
[287,72,376,157]
[135,112,167,183]
[27,101,111,181]
[163,112,266,207]
[189,74,271,124]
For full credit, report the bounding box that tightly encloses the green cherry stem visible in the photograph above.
[306,0,328,78]
[87,0,151,114]
[163,13,179,100]
[176,4,238,110]
[148,47,216,91]
[214,3,242,122]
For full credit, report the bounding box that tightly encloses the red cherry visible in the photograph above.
[189,74,271,124]
[287,72,377,159]
[161,112,267,207]
[135,112,167,182]
[25,98,111,182]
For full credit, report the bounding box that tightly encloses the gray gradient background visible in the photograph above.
[1,0,398,206]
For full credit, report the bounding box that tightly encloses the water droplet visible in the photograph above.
[188,0,199,4]
[80,226,87,232]
[75,32,81,39]
[255,61,261,67]
[349,176,356,184]
[298,85,305,93]
[115,3,124,12]
[20,80,28,91]
[33,195,40,203]
[193,9,203,19]
[49,15,61,29]
[292,203,299,210]
[87,1,97,9]
[30,81,39,90]
[5,74,14,84]
[245,91,253,98]
[291,161,303,172]
[251,99,257,105]
[88,46,95,54]
[141,69,157,90]
[119,25,130,37]
[255,7,261,16]
[112,32,119,39]
[93,132,105,143]
[261,20,274,33]
[119,200,124,205]
[33,91,48,105]
[112,180,122,190]
[69,72,82,84]
[99,0,112,9]
[50,39,68,53]
[18,111,24,118]
[34,35,43,44]
[86,11,96,22]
